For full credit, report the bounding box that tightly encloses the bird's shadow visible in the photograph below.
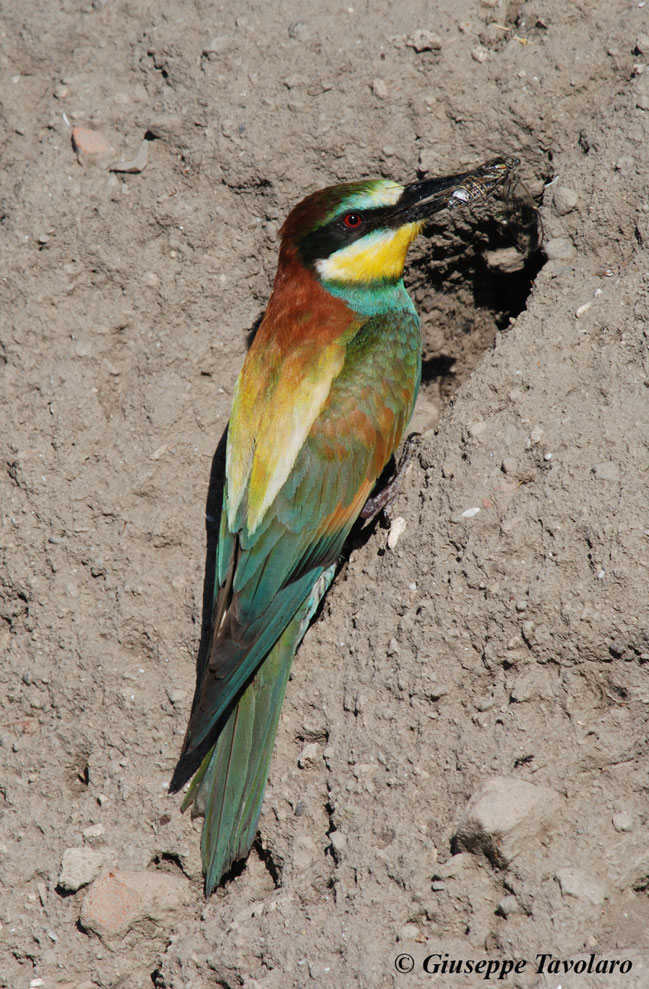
[169,423,228,793]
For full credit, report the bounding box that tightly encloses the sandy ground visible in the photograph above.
[2,0,649,986]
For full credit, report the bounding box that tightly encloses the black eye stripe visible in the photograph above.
[300,205,396,265]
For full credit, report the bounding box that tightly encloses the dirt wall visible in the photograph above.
[2,1,649,986]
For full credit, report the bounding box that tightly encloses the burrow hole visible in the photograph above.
[404,179,547,434]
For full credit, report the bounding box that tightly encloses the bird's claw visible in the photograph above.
[360,431,422,521]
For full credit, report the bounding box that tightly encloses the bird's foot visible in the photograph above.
[360,431,422,522]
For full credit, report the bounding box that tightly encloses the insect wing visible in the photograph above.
[501,172,544,255]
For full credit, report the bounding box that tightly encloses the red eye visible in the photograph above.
[343,212,363,228]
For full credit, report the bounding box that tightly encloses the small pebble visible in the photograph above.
[58,847,106,892]
[418,148,440,174]
[635,33,649,54]
[308,962,333,978]
[203,35,231,55]
[555,867,607,906]
[497,894,519,916]
[407,29,442,52]
[454,777,559,868]
[544,237,576,260]
[461,507,480,519]
[510,676,534,703]
[110,139,149,174]
[293,835,319,872]
[288,21,310,42]
[81,868,190,938]
[471,46,489,63]
[484,246,525,273]
[592,462,620,481]
[298,742,319,768]
[612,812,633,833]
[553,185,579,215]
[329,831,346,853]
[372,78,388,99]
[71,126,113,157]
[387,515,406,550]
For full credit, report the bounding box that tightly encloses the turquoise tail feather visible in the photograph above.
[182,566,335,895]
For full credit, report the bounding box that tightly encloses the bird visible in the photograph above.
[171,156,518,895]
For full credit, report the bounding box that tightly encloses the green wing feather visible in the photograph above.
[178,309,420,890]
[183,565,335,894]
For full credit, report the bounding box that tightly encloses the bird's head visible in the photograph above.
[279,174,466,286]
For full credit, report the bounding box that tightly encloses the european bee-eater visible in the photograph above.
[172,157,518,894]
